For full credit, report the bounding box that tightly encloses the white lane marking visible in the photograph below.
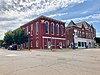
[6,54,20,56]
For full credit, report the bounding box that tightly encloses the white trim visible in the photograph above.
[42,36,66,40]
[74,37,96,48]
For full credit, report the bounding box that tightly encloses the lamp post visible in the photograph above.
[28,32,30,51]
[73,33,75,49]
[51,34,52,50]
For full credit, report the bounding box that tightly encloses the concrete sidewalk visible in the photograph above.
[17,48,74,52]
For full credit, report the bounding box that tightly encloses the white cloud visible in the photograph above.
[48,12,68,17]
[62,14,100,23]
[0,0,86,39]
[96,32,100,37]
[0,30,7,40]
[0,0,86,19]
[82,11,88,14]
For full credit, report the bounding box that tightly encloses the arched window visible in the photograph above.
[51,22,54,34]
[36,40,39,47]
[31,24,33,36]
[45,21,49,34]
[26,26,28,35]
[60,25,63,35]
[36,22,39,35]
[56,24,59,35]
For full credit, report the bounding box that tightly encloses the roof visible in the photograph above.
[40,15,66,24]
[21,15,65,27]
[76,21,91,29]
[67,21,96,30]
[67,20,76,27]
[91,24,95,30]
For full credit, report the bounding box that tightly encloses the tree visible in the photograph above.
[4,30,14,46]
[13,28,28,45]
[0,40,4,47]
[3,28,28,49]
[95,37,100,44]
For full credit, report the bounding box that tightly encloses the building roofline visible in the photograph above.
[21,15,65,27]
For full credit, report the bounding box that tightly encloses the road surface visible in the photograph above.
[0,48,100,75]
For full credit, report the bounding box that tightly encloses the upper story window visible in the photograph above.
[36,22,39,35]
[86,32,88,38]
[45,21,49,34]
[82,31,85,37]
[56,24,59,35]
[31,41,33,47]
[26,26,28,35]
[60,25,64,36]
[82,31,85,35]
[74,29,78,37]
[51,22,54,34]
[31,24,33,36]
[77,30,79,37]
[80,31,82,37]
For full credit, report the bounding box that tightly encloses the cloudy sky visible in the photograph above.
[0,0,100,39]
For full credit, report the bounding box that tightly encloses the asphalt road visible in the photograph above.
[0,48,100,75]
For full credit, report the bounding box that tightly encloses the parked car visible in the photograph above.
[8,44,17,50]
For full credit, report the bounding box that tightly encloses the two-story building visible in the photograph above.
[21,16,66,49]
[66,21,96,48]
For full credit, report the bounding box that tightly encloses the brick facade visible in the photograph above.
[66,21,96,48]
[21,16,66,49]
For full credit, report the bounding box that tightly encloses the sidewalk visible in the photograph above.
[17,48,74,52]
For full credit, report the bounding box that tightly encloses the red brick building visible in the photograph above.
[66,21,96,48]
[21,16,66,49]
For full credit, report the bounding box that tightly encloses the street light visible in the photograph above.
[72,33,75,49]
[28,32,30,51]
[51,35,52,50]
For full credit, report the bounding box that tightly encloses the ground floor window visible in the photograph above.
[59,42,62,49]
[78,42,87,47]
[31,41,33,47]
[56,42,59,46]
[36,40,39,47]
[52,42,54,46]
[85,42,86,46]
[78,42,81,47]
[44,42,47,46]
[26,42,28,48]
[75,43,77,47]
[48,41,51,49]
[82,42,84,47]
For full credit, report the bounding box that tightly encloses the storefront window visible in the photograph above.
[78,42,81,47]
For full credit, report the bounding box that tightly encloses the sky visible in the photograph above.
[0,0,100,39]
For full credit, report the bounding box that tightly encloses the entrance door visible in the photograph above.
[59,42,62,49]
[48,41,51,49]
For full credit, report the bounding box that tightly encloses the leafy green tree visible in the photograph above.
[0,40,4,47]
[13,28,28,45]
[3,28,28,49]
[95,37,100,44]
[4,30,14,46]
